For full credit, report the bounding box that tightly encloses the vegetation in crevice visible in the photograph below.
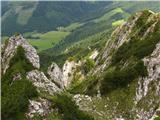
[136,80,160,113]
[2,4,160,120]
[68,75,99,96]
[82,58,95,74]
[100,20,160,95]
[100,60,147,95]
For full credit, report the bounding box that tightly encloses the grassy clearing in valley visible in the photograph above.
[27,31,70,52]
[112,19,125,26]
[64,22,84,32]
[93,8,125,23]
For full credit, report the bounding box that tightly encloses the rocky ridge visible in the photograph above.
[1,34,86,118]
[1,35,62,118]
[73,10,160,120]
[94,12,142,74]
[1,34,40,75]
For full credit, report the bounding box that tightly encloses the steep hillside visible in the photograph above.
[70,10,160,120]
[1,34,93,120]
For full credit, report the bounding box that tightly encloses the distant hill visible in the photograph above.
[1,1,112,36]
[43,1,160,54]
[2,1,160,67]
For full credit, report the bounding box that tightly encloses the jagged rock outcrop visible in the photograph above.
[94,12,142,74]
[47,62,64,88]
[136,43,160,102]
[26,98,52,118]
[2,10,160,120]
[48,60,83,88]
[1,34,63,119]
[1,34,61,95]
[1,34,40,74]
[27,70,61,95]
[62,60,77,87]
[135,43,160,120]
[77,10,160,120]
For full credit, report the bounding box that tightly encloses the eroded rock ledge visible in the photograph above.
[1,35,61,118]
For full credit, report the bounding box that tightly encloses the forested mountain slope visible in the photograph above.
[50,1,160,54]
[36,1,160,69]
[1,1,111,36]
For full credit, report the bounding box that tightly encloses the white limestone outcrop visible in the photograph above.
[1,35,40,74]
[89,50,99,60]
[136,43,160,102]
[62,60,76,87]
[26,98,52,118]
[27,70,61,95]
[48,60,82,88]
[94,12,143,74]
[47,62,64,88]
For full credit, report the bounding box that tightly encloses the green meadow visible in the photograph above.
[112,19,125,26]
[26,31,70,52]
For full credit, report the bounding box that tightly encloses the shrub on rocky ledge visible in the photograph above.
[51,93,94,120]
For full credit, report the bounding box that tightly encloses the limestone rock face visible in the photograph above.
[26,98,52,118]
[135,43,160,120]
[136,43,160,102]
[62,60,76,87]
[89,50,99,60]
[1,34,61,95]
[1,35,62,119]
[47,60,82,88]
[89,10,160,120]
[47,62,64,88]
[27,70,61,95]
[94,12,142,74]
[1,35,40,74]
